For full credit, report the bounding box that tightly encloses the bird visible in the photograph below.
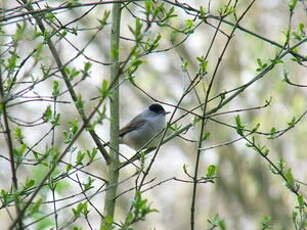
[118,103,169,150]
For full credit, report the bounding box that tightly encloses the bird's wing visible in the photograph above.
[119,115,146,137]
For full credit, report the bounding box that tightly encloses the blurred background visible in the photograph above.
[0,0,306,229]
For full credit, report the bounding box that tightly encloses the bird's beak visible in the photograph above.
[164,111,171,115]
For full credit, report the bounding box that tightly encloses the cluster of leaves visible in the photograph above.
[235,115,306,229]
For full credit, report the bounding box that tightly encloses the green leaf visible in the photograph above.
[132,59,145,69]
[256,58,268,71]
[7,51,20,71]
[100,80,111,97]
[72,202,89,218]
[206,165,217,177]
[52,80,60,97]
[196,56,208,76]
[181,60,188,70]
[82,202,89,215]
[235,115,245,136]
[13,144,27,158]
[135,18,143,37]
[100,216,113,230]
[51,113,61,126]
[127,58,146,75]
[0,189,12,206]
[185,19,194,28]
[268,127,277,139]
[208,214,226,230]
[72,226,82,230]
[290,47,299,54]
[145,34,161,52]
[298,23,305,33]
[271,58,283,65]
[23,178,35,190]
[129,18,143,42]
[285,168,295,188]
[199,6,207,17]
[170,124,182,131]
[82,62,92,79]
[252,123,260,132]
[110,45,119,59]
[60,30,67,37]
[125,212,134,226]
[86,148,97,163]
[270,127,276,133]
[263,147,270,156]
[218,4,235,16]
[277,160,286,173]
[76,151,85,166]
[288,0,298,11]
[13,23,26,41]
[297,194,304,209]
[260,216,273,229]
[28,198,43,216]
[98,11,110,29]
[46,147,60,164]
[83,177,95,191]
[63,120,79,144]
[72,203,82,218]
[145,1,153,15]
[202,132,210,141]
[76,94,84,111]
[287,116,296,127]
[69,120,79,135]
[292,210,298,226]
[43,106,52,122]
[0,103,3,115]
[45,12,55,20]
[101,79,109,94]
[124,191,158,225]
[66,163,73,172]
[14,127,23,141]
[71,69,80,80]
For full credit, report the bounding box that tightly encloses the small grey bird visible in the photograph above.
[119,103,169,150]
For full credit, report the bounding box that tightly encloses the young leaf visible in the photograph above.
[297,194,304,209]
[288,0,298,11]
[14,127,23,141]
[202,132,210,141]
[235,115,245,136]
[52,80,60,97]
[285,168,295,189]
[260,216,273,230]
[43,106,52,122]
[76,151,85,166]
[98,11,110,28]
[206,165,217,177]
[100,79,111,97]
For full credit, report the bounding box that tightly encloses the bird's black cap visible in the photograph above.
[149,103,166,114]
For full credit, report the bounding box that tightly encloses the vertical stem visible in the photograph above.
[190,2,256,229]
[102,2,121,228]
[51,185,59,230]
